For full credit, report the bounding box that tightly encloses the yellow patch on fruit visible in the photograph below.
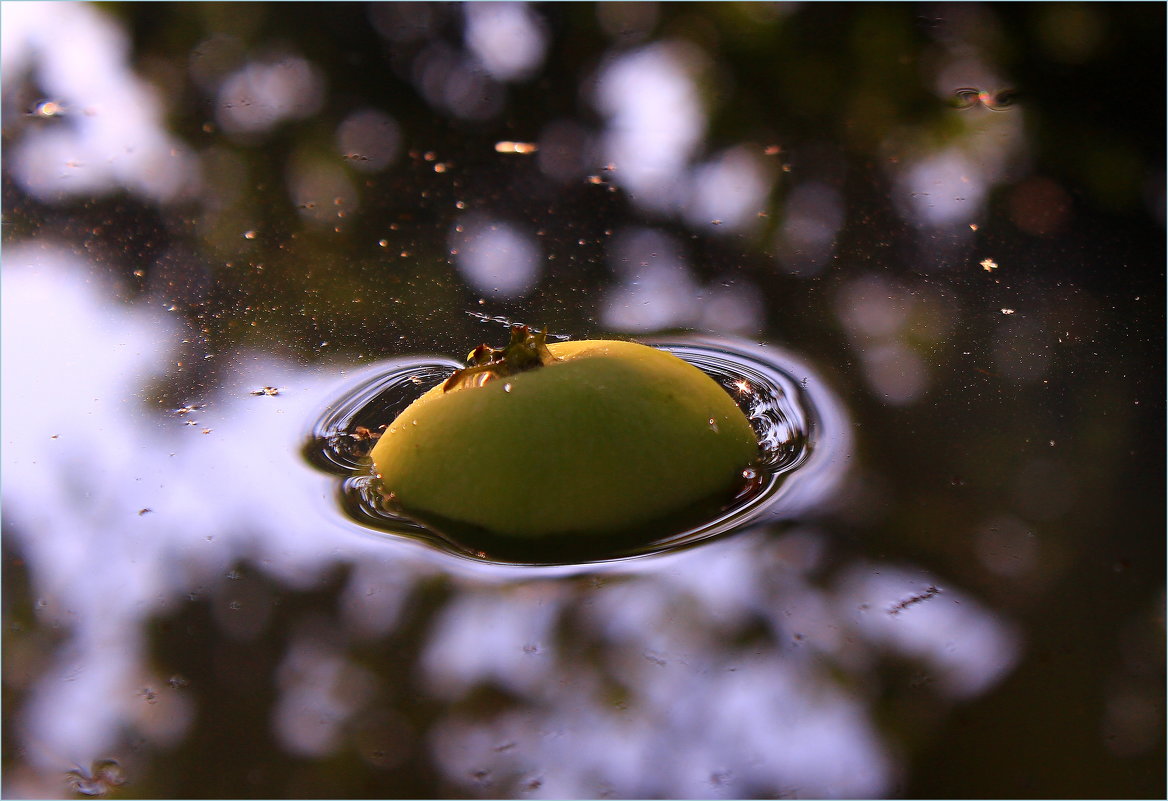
[371,327,758,548]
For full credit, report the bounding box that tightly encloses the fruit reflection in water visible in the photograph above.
[307,327,834,565]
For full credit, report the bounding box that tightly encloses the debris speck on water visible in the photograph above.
[494,141,538,154]
[888,585,941,615]
[351,426,381,442]
[65,759,126,797]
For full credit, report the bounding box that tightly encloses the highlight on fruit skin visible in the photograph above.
[370,325,761,561]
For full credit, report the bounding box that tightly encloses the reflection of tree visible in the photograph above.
[127,528,1018,798]
[1,1,1164,798]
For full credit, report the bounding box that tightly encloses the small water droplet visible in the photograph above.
[708,418,719,432]
[503,383,513,393]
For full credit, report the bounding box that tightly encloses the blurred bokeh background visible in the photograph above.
[2,2,1163,798]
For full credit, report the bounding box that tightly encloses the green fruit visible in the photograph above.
[370,326,758,559]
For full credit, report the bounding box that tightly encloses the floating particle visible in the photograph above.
[980,258,998,271]
[888,585,941,615]
[952,87,1018,111]
[494,141,538,154]
[65,759,126,797]
[249,386,280,396]
[351,426,380,441]
[31,100,67,117]
[1000,308,1015,315]
[243,230,257,240]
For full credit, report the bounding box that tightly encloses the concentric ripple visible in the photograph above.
[305,335,849,566]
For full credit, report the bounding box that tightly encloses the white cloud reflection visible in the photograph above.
[602,228,702,331]
[776,181,845,276]
[463,2,549,82]
[216,55,325,135]
[684,145,775,232]
[890,35,1029,240]
[835,564,1021,699]
[833,274,959,405]
[593,42,706,214]
[602,228,764,335]
[1,1,199,202]
[451,214,542,297]
[336,108,402,173]
[3,245,1021,798]
[0,243,423,775]
[412,40,505,121]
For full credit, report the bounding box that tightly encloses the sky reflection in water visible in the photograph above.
[3,246,1018,797]
[3,1,1160,798]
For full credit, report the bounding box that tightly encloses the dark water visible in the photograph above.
[2,3,1163,799]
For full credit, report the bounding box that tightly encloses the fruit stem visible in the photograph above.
[443,325,559,391]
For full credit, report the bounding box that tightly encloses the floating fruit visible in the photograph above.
[370,326,759,560]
